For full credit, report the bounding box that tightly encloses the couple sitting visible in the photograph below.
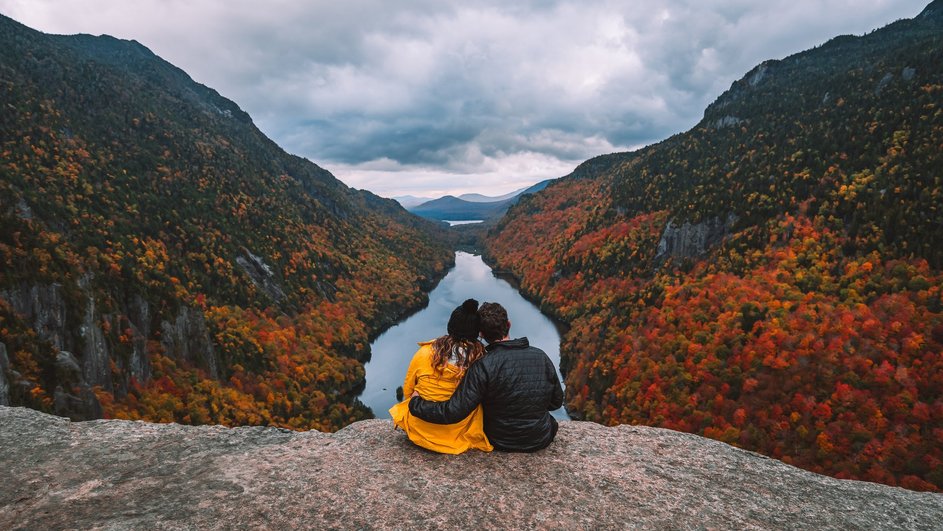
[389,299,564,454]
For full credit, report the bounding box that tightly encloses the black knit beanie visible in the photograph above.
[447,299,480,341]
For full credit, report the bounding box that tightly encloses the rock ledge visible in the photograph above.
[1,406,940,529]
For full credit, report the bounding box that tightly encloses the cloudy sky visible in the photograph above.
[0,1,930,198]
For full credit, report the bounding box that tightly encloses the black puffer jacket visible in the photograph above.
[409,337,564,452]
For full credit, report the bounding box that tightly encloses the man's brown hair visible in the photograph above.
[478,302,510,343]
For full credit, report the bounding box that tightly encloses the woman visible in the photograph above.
[389,299,493,454]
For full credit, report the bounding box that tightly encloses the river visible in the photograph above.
[359,251,570,420]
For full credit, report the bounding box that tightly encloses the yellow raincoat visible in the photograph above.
[389,340,493,454]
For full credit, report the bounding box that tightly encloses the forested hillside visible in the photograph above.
[487,2,943,490]
[0,14,452,430]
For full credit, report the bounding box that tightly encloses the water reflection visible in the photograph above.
[359,251,570,420]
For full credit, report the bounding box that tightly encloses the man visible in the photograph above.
[409,302,564,452]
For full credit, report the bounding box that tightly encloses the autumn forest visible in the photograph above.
[0,14,452,432]
[487,4,943,491]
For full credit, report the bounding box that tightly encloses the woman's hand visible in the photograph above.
[411,391,420,398]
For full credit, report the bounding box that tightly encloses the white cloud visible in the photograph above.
[329,147,585,198]
[0,0,930,197]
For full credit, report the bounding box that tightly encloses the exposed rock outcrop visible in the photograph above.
[0,281,174,415]
[1,283,68,350]
[0,280,115,393]
[1,407,940,530]
[123,294,151,383]
[875,72,894,95]
[655,213,738,264]
[706,60,779,113]
[1,277,216,400]
[748,63,770,86]
[52,351,103,420]
[77,277,111,391]
[0,343,9,406]
[15,196,33,220]
[712,115,742,129]
[235,248,288,305]
[159,306,219,380]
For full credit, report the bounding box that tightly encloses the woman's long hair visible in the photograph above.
[431,335,486,376]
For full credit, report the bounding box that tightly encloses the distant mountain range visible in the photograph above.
[393,187,530,210]
[390,195,432,209]
[404,180,552,221]
[456,188,528,203]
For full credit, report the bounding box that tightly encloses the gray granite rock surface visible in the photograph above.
[1,282,68,350]
[1,406,941,530]
[654,214,738,264]
[158,306,219,380]
[0,343,9,406]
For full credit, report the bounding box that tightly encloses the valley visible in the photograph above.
[1,0,942,496]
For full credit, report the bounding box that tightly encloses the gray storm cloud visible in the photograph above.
[0,0,929,196]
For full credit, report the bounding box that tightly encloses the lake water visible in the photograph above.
[444,220,484,226]
[359,251,570,420]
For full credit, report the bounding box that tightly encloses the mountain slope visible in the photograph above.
[486,2,943,490]
[0,14,452,430]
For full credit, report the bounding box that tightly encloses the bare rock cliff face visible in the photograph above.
[1,407,940,530]
[1,283,69,351]
[0,344,10,406]
[158,305,219,380]
[654,214,738,264]
[0,281,220,419]
[235,248,288,306]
